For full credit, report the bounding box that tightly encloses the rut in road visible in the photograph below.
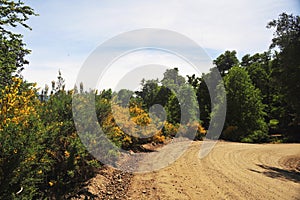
[126,141,300,200]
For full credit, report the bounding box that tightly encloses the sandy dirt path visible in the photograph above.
[126,141,300,199]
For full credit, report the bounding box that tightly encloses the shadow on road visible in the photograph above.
[249,164,300,183]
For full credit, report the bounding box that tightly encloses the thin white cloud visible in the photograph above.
[97,50,206,91]
[21,0,299,90]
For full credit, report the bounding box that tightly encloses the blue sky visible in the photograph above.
[18,0,300,90]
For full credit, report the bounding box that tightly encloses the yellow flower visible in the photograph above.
[49,181,54,187]
[64,150,70,158]
[75,155,81,160]
[38,170,42,174]
[14,149,18,154]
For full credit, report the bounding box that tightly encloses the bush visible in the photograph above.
[40,85,101,198]
[162,122,179,138]
[0,77,101,199]
[153,130,166,143]
[195,122,207,140]
[241,130,269,143]
[0,78,50,198]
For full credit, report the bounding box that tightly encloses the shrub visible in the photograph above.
[153,130,166,143]
[195,122,207,140]
[40,85,101,198]
[242,130,269,143]
[162,122,179,138]
[0,78,50,199]
[0,76,101,198]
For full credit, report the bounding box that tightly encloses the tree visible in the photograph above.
[0,0,37,87]
[241,52,271,68]
[136,79,161,109]
[213,50,239,76]
[187,67,226,130]
[115,89,134,107]
[196,79,210,128]
[136,68,187,124]
[267,13,300,140]
[177,84,199,125]
[241,52,271,105]
[187,74,211,128]
[165,93,181,124]
[161,68,185,92]
[135,79,171,119]
[187,74,200,90]
[222,66,268,142]
[245,63,269,100]
[267,13,300,51]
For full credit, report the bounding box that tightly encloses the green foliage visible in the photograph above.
[189,67,224,130]
[0,78,49,199]
[162,122,179,138]
[187,74,210,129]
[269,119,279,130]
[137,68,197,125]
[115,89,134,107]
[136,79,169,109]
[197,71,213,129]
[0,74,100,199]
[40,78,99,198]
[0,0,37,87]
[135,79,172,123]
[177,85,199,124]
[135,68,204,141]
[165,93,181,124]
[100,101,165,148]
[213,50,239,76]
[222,66,268,142]
[161,68,185,92]
[267,13,300,140]
[267,13,300,50]
[242,52,271,97]
[2,10,300,199]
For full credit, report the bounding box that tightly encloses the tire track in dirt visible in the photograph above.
[126,141,300,199]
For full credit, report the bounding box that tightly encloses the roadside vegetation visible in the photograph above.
[0,0,299,198]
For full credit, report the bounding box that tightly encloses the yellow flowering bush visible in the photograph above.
[0,77,38,129]
[0,76,100,199]
[38,84,100,198]
[193,121,207,140]
[0,75,207,199]
[101,102,164,148]
[0,77,51,198]
[153,130,166,143]
[163,122,179,137]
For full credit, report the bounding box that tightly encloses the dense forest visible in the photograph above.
[0,0,299,198]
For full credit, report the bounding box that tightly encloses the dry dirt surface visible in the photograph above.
[126,141,300,200]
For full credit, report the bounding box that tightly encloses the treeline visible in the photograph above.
[0,0,299,198]
[215,13,300,142]
[108,12,300,143]
[0,67,207,198]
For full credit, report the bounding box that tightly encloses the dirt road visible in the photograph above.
[126,141,300,199]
